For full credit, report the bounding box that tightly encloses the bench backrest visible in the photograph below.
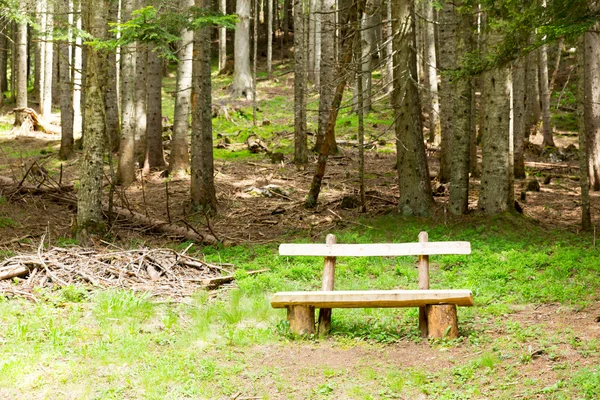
[279,241,471,257]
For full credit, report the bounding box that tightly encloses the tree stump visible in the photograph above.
[426,304,459,339]
[287,305,315,335]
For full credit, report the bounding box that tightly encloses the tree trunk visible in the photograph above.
[315,0,335,154]
[0,19,7,100]
[143,44,166,171]
[539,44,555,148]
[73,0,84,136]
[77,0,109,241]
[191,0,218,213]
[526,43,541,136]
[449,1,472,216]
[513,58,527,180]
[293,0,308,165]
[117,0,137,185]
[105,0,120,153]
[134,40,148,164]
[219,0,227,72]
[169,0,194,177]
[15,19,27,123]
[360,0,375,112]
[423,0,439,143]
[478,26,513,214]
[267,0,273,78]
[232,0,253,99]
[59,0,74,160]
[41,0,54,117]
[382,0,393,94]
[35,0,45,107]
[356,4,366,212]
[581,32,593,228]
[585,24,600,192]
[437,1,455,183]
[393,0,433,216]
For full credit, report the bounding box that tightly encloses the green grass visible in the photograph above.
[0,213,599,397]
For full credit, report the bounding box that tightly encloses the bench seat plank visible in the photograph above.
[271,289,474,308]
[279,242,471,257]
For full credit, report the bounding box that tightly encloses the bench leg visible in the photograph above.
[287,305,315,335]
[426,304,459,339]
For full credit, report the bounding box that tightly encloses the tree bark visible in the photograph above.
[0,19,7,97]
[449,1,472,216]
[393,0,433,216]
[41,0,54,118]
[539,44,555,148]
[73,0,84,136]
[105,0,120,153]
[585,24,600,193]
[15,19,28,123]
[169,0,194,177]
[144,44,166,171]
[437,1,455,183]
[359,0,375,112]
[315,0,335,154]
[59,0,74,160]
[267,0,273,79]
[526,42,541,136]
[191,0,218,213]
[134,40,148,164]
[581,32,593,228]
[219,0,227,72]
[117,0,137,185]
[513,58,527,180]
[77,0,109,241]
[423,0,439,144]
[478,26,513,214]
[293,0,308,165]
[232,0,253,99]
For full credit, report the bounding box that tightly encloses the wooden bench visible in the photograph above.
[271,232,474,338]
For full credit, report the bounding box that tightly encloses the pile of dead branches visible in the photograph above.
[0,243,266,300]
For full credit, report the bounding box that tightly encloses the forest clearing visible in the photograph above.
[1,0,600,399]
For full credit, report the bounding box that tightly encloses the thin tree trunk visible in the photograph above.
[77,0,109,241]
[169,0,194,177]
[35,0,45,107]
[293,0,308,165]
[478,25,513,214]
[305,2,356,208]
[144,44,166,171]
[581,33,593,228]
[315,0,335,153]
[585,23,600,192]
[356,4,366,212]
[449,1,472,215]
[191,0,218,213]
[117,0,137,185]
[393,0,433,216]
[59,0,74,160]
[539,43,555,148]
[383,0,393,94]
[314,0,321,87]
[360,0,375,112]
[423,0,439,143]
[232,0,253,99]
[267,0,273,78]
[219,0,227,71]
[42,0,54,117]
[105,0,120,153]
[549,36,564,93]
[0,19,7,97]
[134,38,148,164]
[513,58,527,180]
[15,19,27,122]
[253,0,259,126]
[73,0,83,136]
[437,1,455,183]
[526,41,541,136]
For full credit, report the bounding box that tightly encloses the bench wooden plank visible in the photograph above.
[271,289,474,308]
[279,242,471,257]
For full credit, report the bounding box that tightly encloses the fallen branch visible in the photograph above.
[13,107,61,134]
[199,268,269,288]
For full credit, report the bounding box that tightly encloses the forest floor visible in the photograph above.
[0,57,599,399]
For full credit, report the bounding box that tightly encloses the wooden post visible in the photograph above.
[287,305,315,335]
[318,234,337,337]
[418,231,429,337]
[426,304,459,339]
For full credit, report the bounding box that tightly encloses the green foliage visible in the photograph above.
[106,6,237,61]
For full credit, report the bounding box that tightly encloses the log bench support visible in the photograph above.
[273,232,473,339]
